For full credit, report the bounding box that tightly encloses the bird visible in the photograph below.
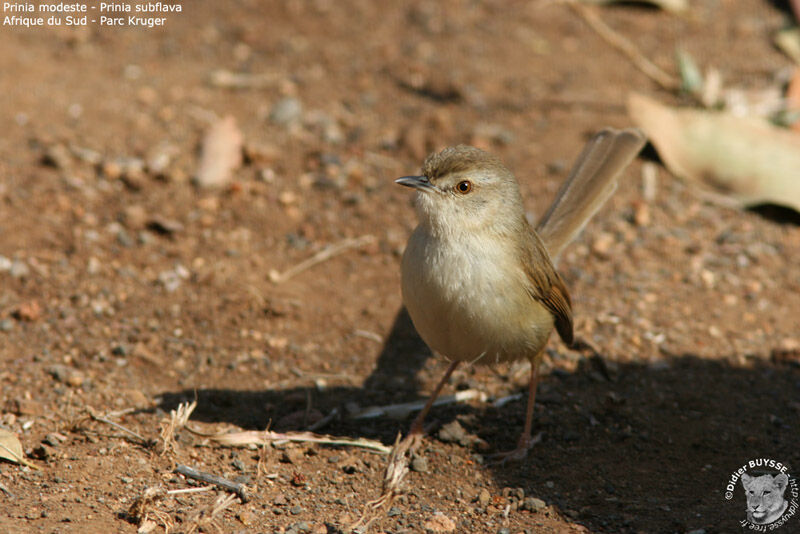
[395,128,646,461]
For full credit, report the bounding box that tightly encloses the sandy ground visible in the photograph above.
[1,1,799,532]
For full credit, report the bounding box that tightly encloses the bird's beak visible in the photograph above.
[395,175,437,192]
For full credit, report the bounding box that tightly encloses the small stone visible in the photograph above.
[31,444,55,460]
[47,365,85,387]
[44,433,65,447]
[438,420,470,446]
[411,455,429,473]
[0,319,12,332]
[269,97,303,126]
[280,448,304,464]
[13,300,41,321]
[423,512,456,533]
[147,216,184,235]
[632,200,650,226]
[232,458,246,472]
[522,497,547,511]
[9,259,30,279]
[591,232,614,258]
[237,510,255,525]
[289,505,303,515]
[477,488,491,508]
[244,142,280,165]
[42,144,73,170]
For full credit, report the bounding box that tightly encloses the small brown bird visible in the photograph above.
[396,128,646,460]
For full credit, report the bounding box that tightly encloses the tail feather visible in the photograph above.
[536,128,646,261]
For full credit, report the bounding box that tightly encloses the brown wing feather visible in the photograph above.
[519,221,574,345]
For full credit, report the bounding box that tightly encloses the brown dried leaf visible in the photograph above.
[628,92,800,212]
[0,429,38,469]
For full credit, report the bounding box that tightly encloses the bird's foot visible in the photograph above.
[487,431,542,465]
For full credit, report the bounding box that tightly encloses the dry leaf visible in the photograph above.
[194,115,243,189]
[0,429,38,469]
[628,92,800,212]
[775,28,800,65]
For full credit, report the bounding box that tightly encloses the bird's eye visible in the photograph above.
[455,180,472,194]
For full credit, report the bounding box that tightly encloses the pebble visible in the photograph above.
[42,144,73,170]
[522,497,547,511]
[591,232,615,258]
[0,319,12,332]
[286,521,310,534]
[270,97,303,125]
[0,255,11,272]
[411,455,429,473]
[438,420,477,447]
[422,512,456,533]
[47,365,85,387]
[10,259,30,279]
[13,300,41,321]
[478,488,491,508]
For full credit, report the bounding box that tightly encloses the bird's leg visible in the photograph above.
[491,360,541,463]
[518,360,540,450]
[368,360,461,513]
[408,360,460,437]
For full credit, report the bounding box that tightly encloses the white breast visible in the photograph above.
[401,226,553,364]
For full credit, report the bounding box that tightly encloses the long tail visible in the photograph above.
[536,128,646,262]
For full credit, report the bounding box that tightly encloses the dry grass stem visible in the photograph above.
[191,428,392,454]
[159,400,197,455]
[269,235,375,283]
[569,2,679,90]
[185,493,238,534]
[352,389,487,420]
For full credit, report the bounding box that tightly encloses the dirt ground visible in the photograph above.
[1,1,800,533]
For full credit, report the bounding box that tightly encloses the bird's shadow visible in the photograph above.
[159,307,800,533]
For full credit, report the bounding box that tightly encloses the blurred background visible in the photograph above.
[1,1,799,532]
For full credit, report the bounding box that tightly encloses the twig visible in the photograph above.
[306,408,340,432]
[269,235,375,284]
[492,393,524,408]
[569,2,679,90]
[87,408,151,447]
[352,432,420,531]
[186,493,238,534]
[174,464,250,502]
[187,427,392,455]
[167,486,214,496]
[0,482,14,499]
[352,389,488,420]
[208,69,280,89]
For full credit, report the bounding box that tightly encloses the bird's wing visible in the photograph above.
[520,224,574,345]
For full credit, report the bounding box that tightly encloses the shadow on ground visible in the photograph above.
[160,307,800,534]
